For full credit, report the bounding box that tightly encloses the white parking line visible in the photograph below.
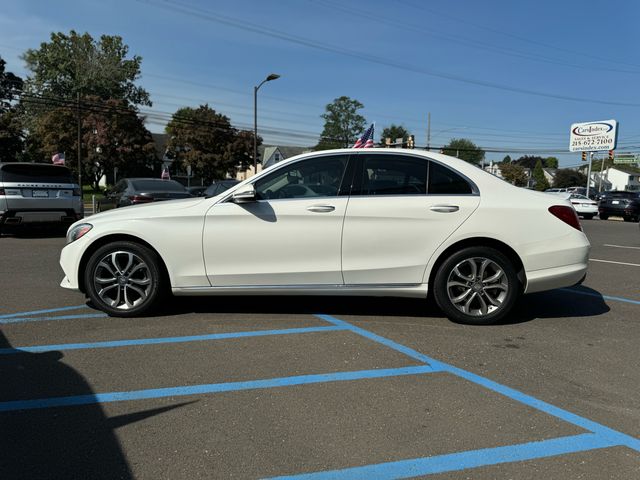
[590,258,640,267]
[604,244,640,250]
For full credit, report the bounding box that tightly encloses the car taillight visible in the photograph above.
[129,194,154,203]
[549,205,582,231]
[0,188,5,196]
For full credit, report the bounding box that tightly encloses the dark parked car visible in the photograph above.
[102,178,192,209]
[186,185,208,197]
[598,190,640,221]
[204,179,240,197]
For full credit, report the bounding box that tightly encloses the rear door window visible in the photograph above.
[352,154,427,196]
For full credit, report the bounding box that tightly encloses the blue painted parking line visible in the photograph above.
[0,304,90,319]
[267,433,615,479]
[0,325,349,355]
[0,312,108,325]
[0,365,437,412]
[562,287,640,306]
[315,314,433,365]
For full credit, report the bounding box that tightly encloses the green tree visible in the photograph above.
[0,56,24,160]
[442,138,485,165]
[379,124,409,146]
[514,155,558,169]
[166,105,259,182]
[532,160,550,191]
[500,163,528,187]
[22,31,150,107]
[19,31,152,178]
[315,96,366,149]
[501,155,512,163]
[83,98,157,190]
[553,169,587,188]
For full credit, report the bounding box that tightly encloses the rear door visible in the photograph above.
[341,152,480,285]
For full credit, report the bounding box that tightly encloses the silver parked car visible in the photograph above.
[0,163,82,233]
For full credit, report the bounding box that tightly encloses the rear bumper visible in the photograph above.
[598,206,639,216]
[1,208,81,226]
[524,262,589,294]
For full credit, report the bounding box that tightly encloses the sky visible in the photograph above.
[1,0,639,167]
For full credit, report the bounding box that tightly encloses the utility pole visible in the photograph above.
[77,92,83,198]
[586,152,594,198]
[426,112,431,151]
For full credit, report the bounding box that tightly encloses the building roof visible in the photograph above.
[258,145,310,164]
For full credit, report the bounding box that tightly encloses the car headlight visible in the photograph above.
[66,223,93,244]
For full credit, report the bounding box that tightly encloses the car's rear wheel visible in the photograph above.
[84,241,163,317]
[433,247,520,325]
[582,214,594,220]
[599,213,609,220]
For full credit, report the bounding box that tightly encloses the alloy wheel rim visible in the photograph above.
[93,251,152,310]
[446,257,508,317]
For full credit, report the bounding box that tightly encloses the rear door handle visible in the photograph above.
[429,205,459,213]
[307,205,336,213]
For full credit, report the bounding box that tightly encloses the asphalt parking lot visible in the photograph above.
[1,220,639,479]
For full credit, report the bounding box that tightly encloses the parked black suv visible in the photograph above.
[598,190,640,222]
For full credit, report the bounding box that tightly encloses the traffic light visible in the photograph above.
[608,150,614,161]
[581,151,587,161]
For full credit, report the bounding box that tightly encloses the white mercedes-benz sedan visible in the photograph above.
[60,149,590,325]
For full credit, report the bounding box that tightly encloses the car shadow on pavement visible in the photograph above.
[502,286,610,325]
[0,330,192,480]
[152,285,610,325]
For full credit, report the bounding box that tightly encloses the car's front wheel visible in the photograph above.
[84,241,164,317]
[433,247,520,325]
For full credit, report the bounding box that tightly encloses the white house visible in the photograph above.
[602,167,640,191]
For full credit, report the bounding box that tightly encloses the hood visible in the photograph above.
[81,196,209,225]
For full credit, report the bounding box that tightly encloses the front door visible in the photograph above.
[203,154,351,286]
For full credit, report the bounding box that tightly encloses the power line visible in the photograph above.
[397,0,640,72]
[308,0,640,75]
[134,0,640,107]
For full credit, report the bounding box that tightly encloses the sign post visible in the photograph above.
[569,120,618,197]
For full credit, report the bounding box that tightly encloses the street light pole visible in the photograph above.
[253,73,280,174]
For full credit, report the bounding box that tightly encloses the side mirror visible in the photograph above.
[231,184,257,203]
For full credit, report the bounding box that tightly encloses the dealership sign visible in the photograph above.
[569,119,617,152]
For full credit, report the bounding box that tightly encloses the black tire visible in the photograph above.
[599,213,609,220]
[582,214,594,220]
[433,246,521,325]
[84,241,164,317]
[623,216,633,222]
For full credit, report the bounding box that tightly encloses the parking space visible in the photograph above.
[1,220,639,479]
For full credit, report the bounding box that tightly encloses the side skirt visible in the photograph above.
[172,284,428,298]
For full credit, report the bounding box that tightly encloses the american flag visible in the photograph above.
[51,152,65,166]
[353,123,375,149]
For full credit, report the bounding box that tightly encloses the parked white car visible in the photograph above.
[547,192,598,219]
[60,149,590,325]
[567,194,598,219]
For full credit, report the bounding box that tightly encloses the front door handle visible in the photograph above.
[307,205,336,213]
[430,205,459,213]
